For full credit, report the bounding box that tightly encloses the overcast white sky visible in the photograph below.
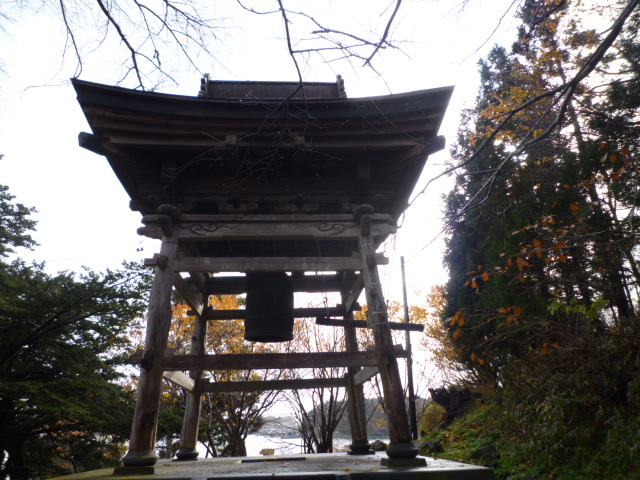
[0,0,521,304]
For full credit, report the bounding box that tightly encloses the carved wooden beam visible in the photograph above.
[137,214,396,241]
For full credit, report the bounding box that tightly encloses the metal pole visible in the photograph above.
[401,256,418,440]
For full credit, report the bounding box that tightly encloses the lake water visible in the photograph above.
[197,435,388,457]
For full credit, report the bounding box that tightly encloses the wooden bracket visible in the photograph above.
[144,254,168,270]
[141,214,174,237]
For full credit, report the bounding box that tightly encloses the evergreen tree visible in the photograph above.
[0,184,148,479]
[435,1,640,476]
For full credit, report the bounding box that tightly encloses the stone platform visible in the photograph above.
[51,452,493,479]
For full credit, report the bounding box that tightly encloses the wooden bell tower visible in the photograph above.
[73,77,453,469]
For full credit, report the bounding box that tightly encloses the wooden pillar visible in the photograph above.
[342,275,374,455]
[176,317,208,460]
[356,205,418,461]
[122,208,179,467]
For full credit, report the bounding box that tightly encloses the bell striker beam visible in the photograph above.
[123,209,179,467]
[356,204,418,461]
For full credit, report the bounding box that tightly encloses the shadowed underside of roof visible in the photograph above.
[73,78,453,259]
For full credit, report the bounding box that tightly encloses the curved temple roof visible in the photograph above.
[73,79,453,222]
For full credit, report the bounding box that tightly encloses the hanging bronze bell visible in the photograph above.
[244,272,294,342]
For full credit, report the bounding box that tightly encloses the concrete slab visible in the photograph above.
[51,452,493,480]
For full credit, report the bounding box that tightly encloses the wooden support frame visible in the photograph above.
[357,206,418,460]
[175,313,208,460]
[146,254,389,273]
[316,317,424,332]
[137,214,396,242]
[129,350,406,371]
[163,371,195,391]
[341,272,373,455]
[75,79,452,470]
[123,220,179,467]
[353,366,379,386]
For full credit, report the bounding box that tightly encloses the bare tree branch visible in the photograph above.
[363,0,402,67]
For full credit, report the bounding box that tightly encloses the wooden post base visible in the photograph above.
[175,447,200,461]
[121,449,157,467]
[347,440,375,455]
[385,442,419,459]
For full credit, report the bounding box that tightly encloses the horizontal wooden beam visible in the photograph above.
[163,371,195,391]
[128,350,406,371]
[316,317,424,332]
[155,255,388,273]
[204,274,344,294]
[202,377,347,393]
[353,366,379,386]
[200,305,352,321]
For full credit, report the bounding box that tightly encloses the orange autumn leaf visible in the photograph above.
[482,271,491,282]
[559,254,568,263]
[453,328,463,339]
[512,305,523,316]
[517,257,531,271]
[570,203,580,213]
[541,343,550,355]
